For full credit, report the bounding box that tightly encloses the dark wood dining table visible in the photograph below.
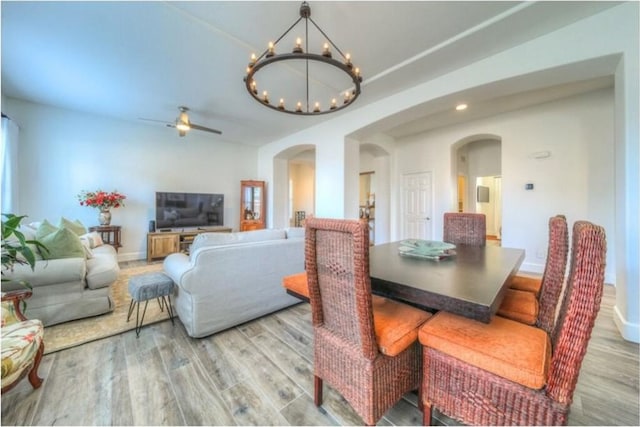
[369,241,525,323]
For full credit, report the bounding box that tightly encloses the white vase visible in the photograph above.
[98,210,112,226]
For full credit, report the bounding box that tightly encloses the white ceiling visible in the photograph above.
[1,1,620,146]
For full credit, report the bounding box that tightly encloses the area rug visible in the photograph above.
[43,263,169,354]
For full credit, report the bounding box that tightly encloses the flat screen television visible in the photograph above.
[155,192,224,229]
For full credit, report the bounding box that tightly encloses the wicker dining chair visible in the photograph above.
[305,218,432,426]
[498,215,568,330]
[508,218,568,297]
[418,221,606,425]
[443,212,486,246]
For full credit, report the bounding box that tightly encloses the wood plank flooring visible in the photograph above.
[2,282,638,426]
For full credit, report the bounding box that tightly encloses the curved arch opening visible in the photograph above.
[452,135,502,241]
[272,144,316,229]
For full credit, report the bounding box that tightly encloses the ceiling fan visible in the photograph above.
[140,106,222,137]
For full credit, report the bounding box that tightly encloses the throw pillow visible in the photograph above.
[27,221,42,230]
[7,226,44,262]
[35,219,58,240]
[39,227,86,260]
[59,217,87,236]
[80,231,103,249]
[79,238,94,259]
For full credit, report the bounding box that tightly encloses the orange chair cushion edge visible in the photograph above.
[282,272,309,299]
[497,288,539,325]
[509,275,542,296]
[372,296,432,357]
[418,311,551,389]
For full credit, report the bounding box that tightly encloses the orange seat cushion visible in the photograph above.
[282,272,309,299]
[509,275,542,296]
[372,296,432,357]
[497,288,539,325]
[418,311,551,389]
[282,273,432,357]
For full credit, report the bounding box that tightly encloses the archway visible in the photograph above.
[451,134,502,240]
[359,141,391,244]
[272,144,316,229]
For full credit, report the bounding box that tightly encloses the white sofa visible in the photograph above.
[163,228,305,338]
[2,223,120,326]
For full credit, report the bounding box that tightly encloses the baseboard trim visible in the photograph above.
[518,262,544,275]
[116,250,146,263]
[614,304,640,343]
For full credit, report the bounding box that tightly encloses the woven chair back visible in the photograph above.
[547,221,606,405]
[443,212,486,246]
[536,215,569,334]
[305,218,378,360]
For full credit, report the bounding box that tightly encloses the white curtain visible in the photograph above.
[1,114,20,214]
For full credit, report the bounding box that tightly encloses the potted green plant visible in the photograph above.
[1,213,48,290]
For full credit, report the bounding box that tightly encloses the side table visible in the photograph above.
[88,225,122,252]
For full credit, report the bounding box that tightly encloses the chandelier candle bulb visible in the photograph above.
[330,98,337,109]
[313,102,320,112]
[293,37,303,53]
[262,91,269,103]
[296,102,303,112]
[267,41,275,57]
[251,80,257,94]
[322,42,331,57]
[278,99,285,110]
[345,53,352,68]
[249,53,257,66]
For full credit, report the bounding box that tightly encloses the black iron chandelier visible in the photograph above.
[244,1,362,115]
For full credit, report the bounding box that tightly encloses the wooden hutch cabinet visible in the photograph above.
[240,180,266,231]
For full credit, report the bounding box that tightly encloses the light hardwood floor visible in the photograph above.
[2,280,638,426]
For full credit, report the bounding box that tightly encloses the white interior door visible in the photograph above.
[400,172,433,240]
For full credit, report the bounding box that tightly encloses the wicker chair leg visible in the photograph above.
[314,375,323,406]
[27,342,44,389]
[422,401,433,426]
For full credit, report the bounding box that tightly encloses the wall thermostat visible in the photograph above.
[525,183,534,190]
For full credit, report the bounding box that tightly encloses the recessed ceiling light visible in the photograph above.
[455,104,468,111]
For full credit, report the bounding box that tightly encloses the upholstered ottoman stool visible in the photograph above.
[127,272,175,337]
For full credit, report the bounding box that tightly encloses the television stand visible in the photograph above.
[147,226,232,262]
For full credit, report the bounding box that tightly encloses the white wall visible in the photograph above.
[395,88,614,277]
[289,162,314,223]
[3,98,257,261]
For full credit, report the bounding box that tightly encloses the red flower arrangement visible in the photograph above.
[77,190,126,210]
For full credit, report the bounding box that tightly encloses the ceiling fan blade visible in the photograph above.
[139,117,171,125]
[190,123,222,135]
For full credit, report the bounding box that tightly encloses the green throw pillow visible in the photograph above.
[59,217,87,236]
[39,227,86,260]
[35,219,58,240]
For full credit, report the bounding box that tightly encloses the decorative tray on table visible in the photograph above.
[397,239,456,261]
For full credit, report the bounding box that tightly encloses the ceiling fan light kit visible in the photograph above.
[244,1,362,116]
[175,107,191,131]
